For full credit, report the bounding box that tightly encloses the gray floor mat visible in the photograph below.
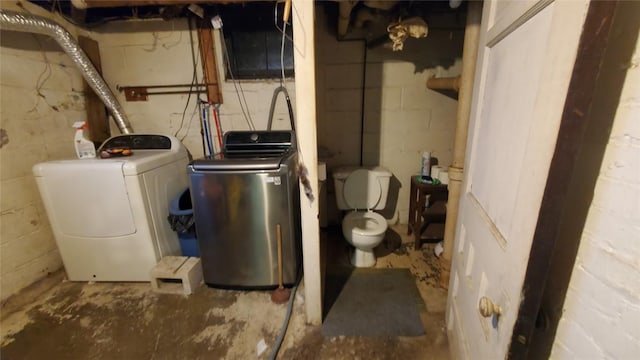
[322,267,426,337]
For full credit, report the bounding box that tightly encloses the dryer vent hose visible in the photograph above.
[0,10,133,134]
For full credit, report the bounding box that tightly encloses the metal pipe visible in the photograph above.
[140,90,206,95]
[117,83,215,90]
[439,1,482,289]
[0,10,133,134]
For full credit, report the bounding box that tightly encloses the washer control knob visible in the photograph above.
[250,133,259,142]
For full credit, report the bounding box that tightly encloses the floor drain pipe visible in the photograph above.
[0,10,133,134]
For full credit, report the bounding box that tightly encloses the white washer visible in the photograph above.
[33,134,190,282]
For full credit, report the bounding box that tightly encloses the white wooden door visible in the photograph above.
[446,1,590,358]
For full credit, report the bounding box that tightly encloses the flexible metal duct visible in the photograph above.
[0,10,133,134]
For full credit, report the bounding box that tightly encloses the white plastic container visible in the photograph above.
[431,165,443,179]
[440,170,449,185]
[73,121,96,159]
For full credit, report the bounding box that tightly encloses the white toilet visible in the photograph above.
[332,166,392,267]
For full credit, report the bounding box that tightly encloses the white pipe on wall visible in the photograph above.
[439,0,482,288]
[0,10,133,134]
[427,76,462,92]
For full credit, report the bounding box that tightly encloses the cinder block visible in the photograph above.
[326,89,362,111]
[554,318,605,358]
[382,62,424,87]
[549,341,576,359]
[618,300,640,341]
[591,178,639,219]
[578,236,640,296]
[381,88,403,111]
[400,87,428,111]
[325,64,364,89]
[1,177,40,212]
[0,229,57,274]
[609,105,640,141]
[150,256,203,295]
[600,142,640,183]
[0,249,62,302]
[583,207,639,258]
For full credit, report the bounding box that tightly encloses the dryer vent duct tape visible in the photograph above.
[0,10,133,134]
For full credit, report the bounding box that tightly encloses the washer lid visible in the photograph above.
[343,169,381,209]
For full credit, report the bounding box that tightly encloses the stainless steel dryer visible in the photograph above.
[188,131,301,289]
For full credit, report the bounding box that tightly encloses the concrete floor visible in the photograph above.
[1,224,450,359]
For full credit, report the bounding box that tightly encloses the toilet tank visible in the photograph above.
[332,166,392,210]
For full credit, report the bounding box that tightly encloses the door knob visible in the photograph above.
[479,296,502,318]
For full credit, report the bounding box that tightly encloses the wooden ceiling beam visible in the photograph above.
[71,0,269,9]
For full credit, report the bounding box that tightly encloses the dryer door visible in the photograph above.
[36,161,136,237]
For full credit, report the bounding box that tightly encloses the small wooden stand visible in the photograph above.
[407,176,449,250]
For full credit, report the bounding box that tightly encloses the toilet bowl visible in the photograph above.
[342,210,387,267]
[333,167,392,267]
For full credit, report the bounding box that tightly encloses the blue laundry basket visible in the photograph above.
[168,188,199,257]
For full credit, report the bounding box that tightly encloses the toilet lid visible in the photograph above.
[343,169,381,209]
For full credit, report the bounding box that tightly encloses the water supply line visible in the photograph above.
[0,10,133,134]
[200,101,214,156]
[212,104,223,151]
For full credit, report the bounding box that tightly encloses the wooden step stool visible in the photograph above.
[150,256,203,295]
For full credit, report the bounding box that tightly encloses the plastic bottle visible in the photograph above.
[421,151,431,177]
[73,121,96,159]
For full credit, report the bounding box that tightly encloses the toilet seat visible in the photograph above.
[343,211,387,236]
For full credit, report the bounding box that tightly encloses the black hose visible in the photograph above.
[268,274,301,360]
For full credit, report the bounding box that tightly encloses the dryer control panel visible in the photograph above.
[101,135,172,150]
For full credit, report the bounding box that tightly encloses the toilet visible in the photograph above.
[332,166,392,267]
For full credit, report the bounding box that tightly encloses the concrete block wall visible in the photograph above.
[314,7,365,167]
[315,6,463,223]
[550,34,640,359]
[95,19,295,159]
[0,1,84,300]
[365,47,462,223]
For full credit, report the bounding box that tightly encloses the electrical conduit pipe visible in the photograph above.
[439,1,482,289]
[0,10,133,134]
